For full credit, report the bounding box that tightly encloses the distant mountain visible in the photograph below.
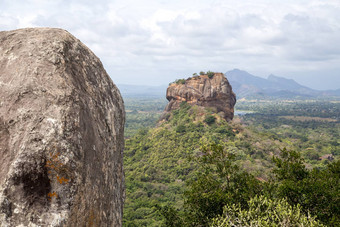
[225,69,338,99]
[118,70,339,100]
[117,84,166,98]
[324,89,340,97]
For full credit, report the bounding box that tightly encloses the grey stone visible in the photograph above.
[0,28,125,226]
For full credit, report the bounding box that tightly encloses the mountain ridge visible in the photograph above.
[226,69,337,99]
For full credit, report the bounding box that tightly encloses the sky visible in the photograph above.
[1,0,340,90]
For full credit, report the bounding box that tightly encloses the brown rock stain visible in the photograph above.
[87,209,99,227]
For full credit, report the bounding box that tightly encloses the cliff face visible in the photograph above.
[0,28,125,226]
[165,73,236,121]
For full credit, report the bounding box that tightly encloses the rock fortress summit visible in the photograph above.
[0,28,125,226]
[164,73,236,121]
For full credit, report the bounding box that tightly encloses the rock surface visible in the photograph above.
[0,28,125,226]
[165,73,236,120]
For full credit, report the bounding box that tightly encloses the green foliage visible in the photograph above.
[182,144,262,226]
[159,147,339,227]
[175,124,186,133]
[272,149,340,226]
[236,99,340,166]
[211,195,325,227]
[303,161,340,226]
[175,79,186,84]
[159,144,263,226]
[305,149,320,160]
[156,205,184,227]
[237,100,340,119]
[273,148,308,182]
[204,115,216,125]
[124,103,250,226]
[123,97,340,226]
[124,98,166,138]
[207,71,214,78]
[200,71,205,75]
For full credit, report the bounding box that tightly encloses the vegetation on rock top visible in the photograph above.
[169,71,218,85]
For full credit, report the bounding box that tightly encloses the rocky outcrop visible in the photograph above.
[0,28,125,226]
[164,73,236,120]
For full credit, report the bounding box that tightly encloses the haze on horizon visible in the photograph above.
[1,0,340,90]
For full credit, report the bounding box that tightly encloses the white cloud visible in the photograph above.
[0,0,340,89]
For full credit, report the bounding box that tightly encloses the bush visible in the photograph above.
[207,71,214,78]
[175,79,186,84]
[176,125,186,133]
[204,115,216,125]
[199,71,205,75]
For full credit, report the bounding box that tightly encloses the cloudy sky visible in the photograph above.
[1,0,340,90]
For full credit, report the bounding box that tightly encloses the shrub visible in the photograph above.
[204,115,216,125]
[175,79,186,84]
[199,71,205,75]
[207,71,214,78]
[176,125,186,133]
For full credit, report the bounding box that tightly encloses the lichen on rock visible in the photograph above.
[0,28,125,226]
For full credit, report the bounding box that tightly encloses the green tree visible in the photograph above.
[156,205,184,227]
[273,148,308,182]
[211,195,325,227]
[272,149,340,226]
[160,144,262,226]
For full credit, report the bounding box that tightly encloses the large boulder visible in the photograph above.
[0,28,125,226]
[165,73,236,121]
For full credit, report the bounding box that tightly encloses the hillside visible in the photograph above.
[123,104,271,226]
[123,93,340,226]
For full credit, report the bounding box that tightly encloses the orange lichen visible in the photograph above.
[45,151,71,199]
[57,175,69,184]
[45,152,63,171]
[47,191,58,200]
